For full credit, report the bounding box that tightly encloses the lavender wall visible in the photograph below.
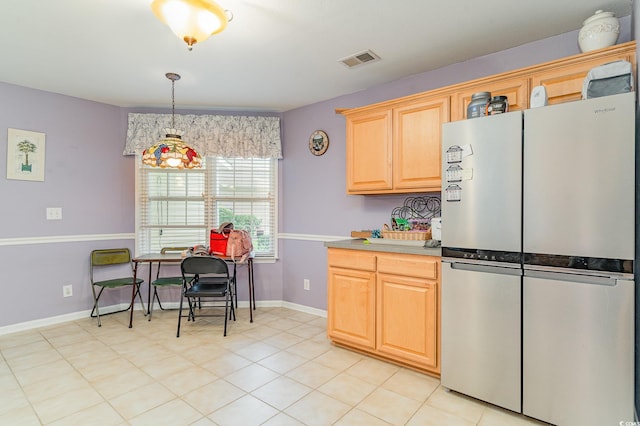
[0,17,633,329]
[279,18,632,311]
[0,83,134,326]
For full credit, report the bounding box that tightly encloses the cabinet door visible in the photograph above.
[451,76,529,121]
[376,273,438,370]
[346,108,392,193]
[393,96,448,191]
[328,266,376,349]
[532,51,635,105]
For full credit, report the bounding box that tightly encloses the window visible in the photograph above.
[136,157,278,258]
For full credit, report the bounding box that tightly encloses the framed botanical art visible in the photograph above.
[6,128,46,181]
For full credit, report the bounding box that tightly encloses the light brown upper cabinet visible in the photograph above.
[339,41,635,195]
[345,107,393,193]
[344,95,449,194]
[531,44,636,105]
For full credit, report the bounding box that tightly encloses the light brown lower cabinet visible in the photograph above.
[327,248,440,375]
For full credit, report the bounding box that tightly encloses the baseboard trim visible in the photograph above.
[0,301,326,336]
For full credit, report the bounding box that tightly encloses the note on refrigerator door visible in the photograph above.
[446,145,463,163]
[446,164,463,182]
[445,184,462,202]
[461,168,473,180]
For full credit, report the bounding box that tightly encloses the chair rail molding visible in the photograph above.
[0,233,135,247]
[277,232,348,242]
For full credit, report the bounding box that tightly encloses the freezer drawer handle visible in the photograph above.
[448,261,522,276]
[524,269,618,286]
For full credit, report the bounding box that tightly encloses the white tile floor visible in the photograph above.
[0,307,550,425]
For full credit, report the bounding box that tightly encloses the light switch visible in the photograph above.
[46,207,62,220]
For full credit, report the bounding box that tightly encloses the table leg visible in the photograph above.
[129,261,138,328]
[248,258,254,323]
[147,263,153,315]
[233,262,238,309]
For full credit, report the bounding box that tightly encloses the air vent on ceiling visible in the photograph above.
[339,49,381,68]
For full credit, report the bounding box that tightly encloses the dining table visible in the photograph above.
[128,252,256,328]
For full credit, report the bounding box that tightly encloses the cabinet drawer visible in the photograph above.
[377,254,438,279]
[328,248,376,271]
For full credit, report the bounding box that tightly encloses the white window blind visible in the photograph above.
[136,157,278,258]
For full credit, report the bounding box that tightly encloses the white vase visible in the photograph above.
[578,10,620,53]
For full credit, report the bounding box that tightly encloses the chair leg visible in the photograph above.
[91,284,145,326]
[136,283,146,316]
[154,288,166,310]
[90,286,105,327]
[187,297,196,321]
[177,292,185,338]
[228,289,236,322]
[149,286,165,321]
[223,292,229,336]
[124,283,145,312]
[149,287,156,321]
[234,276,238,309]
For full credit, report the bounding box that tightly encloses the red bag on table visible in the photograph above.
[209,222,234,256]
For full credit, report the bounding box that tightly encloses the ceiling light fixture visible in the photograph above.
[142,73,202,169]
[151,0,230,51]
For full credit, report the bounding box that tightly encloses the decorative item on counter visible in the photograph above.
[391,196,441,223]
[487,96,509,115]
[382,224,432,241]
[351,230,372,238]
[409,218,431,231]
[371,229,381,238]
[578,10,619,53]
[392,217,410,231]
[467,92,491,119]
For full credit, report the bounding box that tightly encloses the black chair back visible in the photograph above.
[181,256,229,278]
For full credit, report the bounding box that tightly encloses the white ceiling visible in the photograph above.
[0,0,633,112]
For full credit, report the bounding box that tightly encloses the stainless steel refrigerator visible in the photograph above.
[440,92,635,425]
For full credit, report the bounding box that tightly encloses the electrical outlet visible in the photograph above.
[63,285,73,297]
[303,279,310,291]
[46,207,63,220]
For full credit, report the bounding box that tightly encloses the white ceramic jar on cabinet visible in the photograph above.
[578,10,620,53]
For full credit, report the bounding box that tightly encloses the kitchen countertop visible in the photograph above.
[325,238,441,257]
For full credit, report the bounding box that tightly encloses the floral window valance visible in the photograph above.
[124,113,282,159]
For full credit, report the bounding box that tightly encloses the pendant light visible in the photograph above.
[151,0,230,51]
[142,73,202,169]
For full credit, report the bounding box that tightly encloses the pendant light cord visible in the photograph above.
[171,78,176,129]
[165,72,181,131]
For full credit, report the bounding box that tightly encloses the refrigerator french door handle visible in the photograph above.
[446,261,523,276]
[523,269,620,286]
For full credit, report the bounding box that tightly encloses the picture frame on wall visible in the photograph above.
[6,128,46,182]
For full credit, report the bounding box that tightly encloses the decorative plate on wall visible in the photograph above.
[309,130,329,156]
